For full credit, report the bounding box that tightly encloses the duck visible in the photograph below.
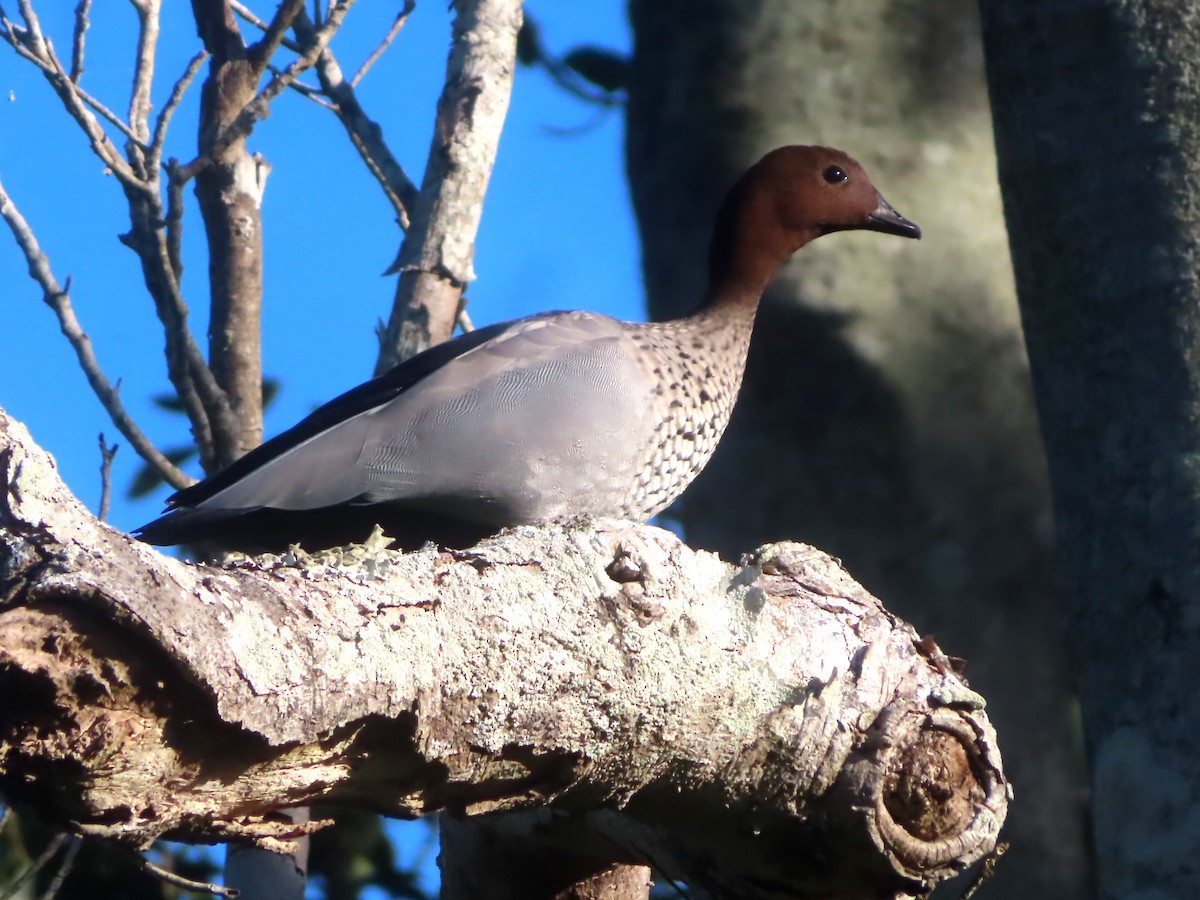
[136,145,919,552]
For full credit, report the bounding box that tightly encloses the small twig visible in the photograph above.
[960,841,1008,900]
[37,835,80,900]
[0,176,192,490]
[69,0,89,83]
[276,70,337,110]
[0,833,66,900]
[0,6,150,186]
[350,0,413,87]
[230,0,302,52]
[294,9,417,227]
[97,433,117,522]
[455,294,474,334]
[149,50,207,163]
[141,856,239,898]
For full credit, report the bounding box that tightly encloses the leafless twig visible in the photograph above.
[0,176,192,490]
[37,835,80,900]
[141,856,239,898]
[179,0,355,180]
[69,0,88,82]
[149,50,207,163]
[271,66,337,110]
[0,833,66,900]
[960,841,1008,899]
[97,433,118,522]
[350,0,413,87]
[127,0,160,146]
[0,3,149,185]
[231,0,417,226]
[293,9,418,228]
[230,0,302,52]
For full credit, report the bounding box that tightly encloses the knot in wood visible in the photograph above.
[605,547,644,584]
[883,728,981,841]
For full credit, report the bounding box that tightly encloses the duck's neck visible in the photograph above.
[693,188,816,322]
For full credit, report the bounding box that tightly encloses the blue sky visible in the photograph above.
[0,2,637,537]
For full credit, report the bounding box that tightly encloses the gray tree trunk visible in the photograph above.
[625,1,1085,895]
[980,2,1200,896]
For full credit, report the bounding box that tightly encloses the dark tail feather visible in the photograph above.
[134,505,498,553]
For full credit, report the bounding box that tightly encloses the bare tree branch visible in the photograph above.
[141,857,237,898]
[0,3,148,185]
[1,0,234,475]
[68,0,88,83]
[38,835,80,900]
[274,69,337,110]
[180,0,355,181]
[148,50,207,165]
[0,176,192,490]
[291,9,417,228]
[0,833,66,900]
[0,409,1009,900]
[97,433,117,522]
[127,0,160,150]
[376,0,524,373]
[230,0,302,52]
[350,0,413,87]
[247,0,305,71]
[228,2,417,229]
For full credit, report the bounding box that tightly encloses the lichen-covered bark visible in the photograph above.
[0,408,1005,897]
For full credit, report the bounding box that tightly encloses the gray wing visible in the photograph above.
[194,311,655,525]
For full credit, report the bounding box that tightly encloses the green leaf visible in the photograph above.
[127,445,197,500]
[151,391,186,414]
[564,46,629,94]
[262,375,281,410]
[516,17,542,66]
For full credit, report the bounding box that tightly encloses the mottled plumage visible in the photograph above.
[137,146,919,551]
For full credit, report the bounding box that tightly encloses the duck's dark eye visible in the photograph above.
[823,165,848,185]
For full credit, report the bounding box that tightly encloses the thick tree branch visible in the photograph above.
[375,0,523,373]
[246,0,305,71]
[0,409,1007,898]
[127,0,160,148]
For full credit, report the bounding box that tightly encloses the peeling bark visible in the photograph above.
[0,408,1007,897]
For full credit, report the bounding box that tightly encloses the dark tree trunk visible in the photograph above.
[625,1,1086,895]
[980,2,1200,896]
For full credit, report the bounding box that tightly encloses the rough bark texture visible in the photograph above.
[0,408,1006,897]
[624,2,1081,895]
[376,0,523,374]
[191,1,272,466]
[979,3,1200,897]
